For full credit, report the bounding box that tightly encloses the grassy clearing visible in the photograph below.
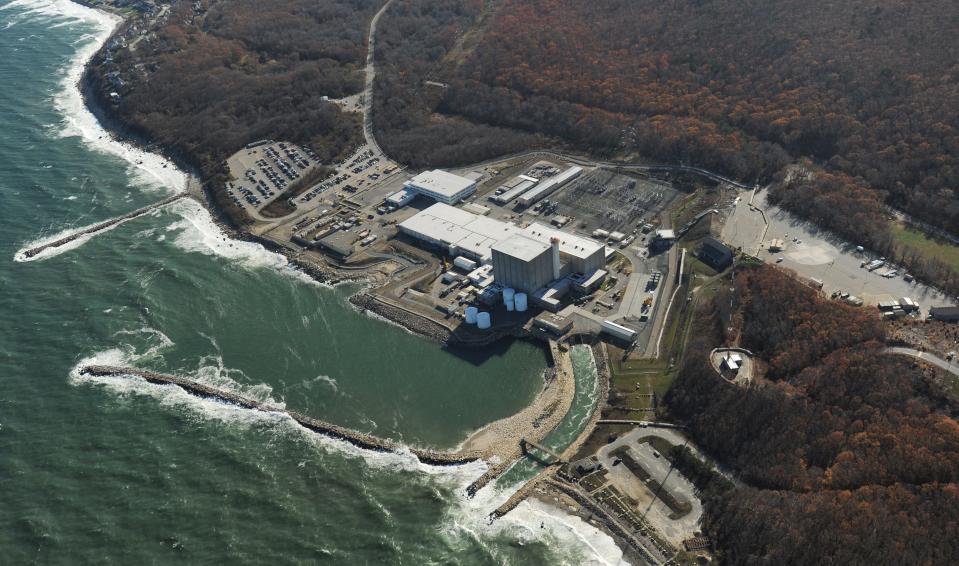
[688,256,719,278]
[890,222,959,273]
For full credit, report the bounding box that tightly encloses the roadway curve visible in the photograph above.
[358,2,757,192]
[885,347,959,377]
[361,0,396,157]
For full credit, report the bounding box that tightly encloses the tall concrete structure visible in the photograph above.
[491,234,555,293]
[550,237,561,280]
[399,204,608,296]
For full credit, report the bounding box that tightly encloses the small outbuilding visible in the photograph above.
[700,236,733,269]
[930,306,959,322]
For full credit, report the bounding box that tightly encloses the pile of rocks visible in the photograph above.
[349,292,452,343]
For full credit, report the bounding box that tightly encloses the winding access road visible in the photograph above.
[886,347,959,377]
[361,0,396,156]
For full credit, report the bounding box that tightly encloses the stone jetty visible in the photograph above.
[79,365,483,466]
[20,194,187,259]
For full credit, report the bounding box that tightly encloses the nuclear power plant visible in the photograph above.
[399,202,608,311]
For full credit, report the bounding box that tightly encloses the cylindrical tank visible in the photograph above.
[503,287,516,302]
[465,306,478,324]
[505,299,515,312]
[477,312,491,330]
[514,293,528,312]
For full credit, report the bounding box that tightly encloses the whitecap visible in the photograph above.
[13,219,121,262]
[162,198,321,286]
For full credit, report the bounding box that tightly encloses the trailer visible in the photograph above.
[601,319,638,342]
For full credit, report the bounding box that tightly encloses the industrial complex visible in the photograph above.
[397,202,608,308]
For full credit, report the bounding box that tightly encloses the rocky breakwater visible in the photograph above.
[20,194,187,259]
[349,292,454,343]
[79,365,483,466]
[465,340,577,498]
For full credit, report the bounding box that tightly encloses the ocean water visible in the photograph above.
[0,1,627,563]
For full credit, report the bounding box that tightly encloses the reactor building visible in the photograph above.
[399,203,608,303]
[491,235,555,293]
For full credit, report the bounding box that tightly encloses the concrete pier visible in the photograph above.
[79,365,483,466]
[20,194,187,259]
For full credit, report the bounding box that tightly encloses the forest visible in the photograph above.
[371,0,543,167]
[88,0,375,223]
[374,0,958,266]
[665,267,959,564]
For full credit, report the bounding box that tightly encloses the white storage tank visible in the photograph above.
[477,311,491,329]
[514,293,528,312]
[505,299,515,312]
[465,306,479,324]
[503,287,516,302]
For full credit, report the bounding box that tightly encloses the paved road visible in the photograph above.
[886,347,959,377]
[362,0,396,156]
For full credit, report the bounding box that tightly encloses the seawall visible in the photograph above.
[79,365,483,466]
[20,194,187,259]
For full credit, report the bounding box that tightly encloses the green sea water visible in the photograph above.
[0,1,626,564]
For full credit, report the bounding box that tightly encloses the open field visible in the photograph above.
[890,223,959,274]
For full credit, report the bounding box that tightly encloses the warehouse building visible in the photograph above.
[399,203,607,297]
[397,203,522,264]
[403,169,478,204]
[523,222,606,275]
[517,166,583,208]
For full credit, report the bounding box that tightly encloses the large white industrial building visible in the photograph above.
[403,169,478,205]
[397,203,522,263]
[399,203,608,299]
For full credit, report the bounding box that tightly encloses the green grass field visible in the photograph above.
[890,223,959,273]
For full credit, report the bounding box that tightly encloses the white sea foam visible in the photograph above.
[68,347,488,478]
[445,478,630,566]
[4,0,183,192]
[162,198,319,286]
[12,218,121,262]
[23,0,190,193]
[7,0,185,261]
[69,341,627,563]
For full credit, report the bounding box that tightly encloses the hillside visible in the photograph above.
[375,0,959,240]
[665,267,959,564]
[86,0,378,221]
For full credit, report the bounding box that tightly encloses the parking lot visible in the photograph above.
[297,145,403,207]
[225,141,321,212]
[721,190,958,316]
[594,428,703,546]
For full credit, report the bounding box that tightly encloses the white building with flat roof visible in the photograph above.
[397,203,521,263]
[523,222,606,275]
[404,169,478,204]
[399,203,608,294]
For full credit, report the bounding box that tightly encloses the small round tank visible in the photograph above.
[465,306,478,324]
[477,311,491,329]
